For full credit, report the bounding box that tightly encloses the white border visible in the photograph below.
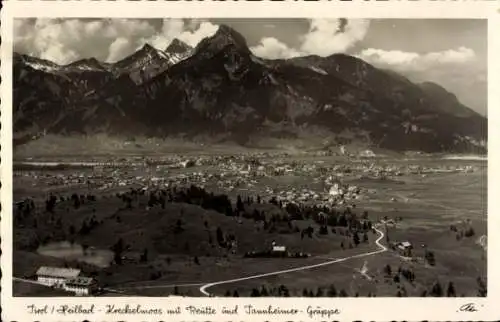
[1,1,499,321]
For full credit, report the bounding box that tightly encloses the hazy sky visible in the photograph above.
[14,18,487,115]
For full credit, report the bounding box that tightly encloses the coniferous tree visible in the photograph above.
[112,238,125,265]
[327,284,337,297]
[125,196,132,209]
[447,281,456,297]
[384,264,392,276]
[140,248,149,263]
[477,277,487,297]
[260,285,269,297]
[79,220,90,235]
[216,227,224,246]
[236,195,244,213]
[425,250,436,266]
[174,219,184,234]
[73,196,81,209]
[464,227,475,237]
[353,231,360,246]
[430,281,443,297]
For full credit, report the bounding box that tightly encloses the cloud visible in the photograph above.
[250,37,302,60]
[16,17,369,63]
[357,47,476,72]
[140,20,218,52]
[358,46,485,115]
[300,19,370,56]
[250,18,370,59]
[107,38,133,62]
[177,21,219,47]
[14,18,218,64]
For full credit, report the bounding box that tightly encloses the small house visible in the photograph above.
[397,241,413,257]
[272,245,286,253]
[359,149,376,158]
[63,277,98,296]
[36,266,81,287]
[271,245,287,257]
[181,160,195,168]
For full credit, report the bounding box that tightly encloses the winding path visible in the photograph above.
[199,226,387,296]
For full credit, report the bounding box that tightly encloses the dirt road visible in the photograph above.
[199,226,387,296]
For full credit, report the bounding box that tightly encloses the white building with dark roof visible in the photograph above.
[397,241,413,256]
[63,277,97,296]
[36,266,81,287]
[272,245,286,252]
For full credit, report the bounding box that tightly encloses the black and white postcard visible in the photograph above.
[1,1,498,321]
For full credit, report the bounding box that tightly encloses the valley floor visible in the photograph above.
[11,150,487,297]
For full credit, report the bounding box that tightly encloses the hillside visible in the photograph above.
[13,25,487,153]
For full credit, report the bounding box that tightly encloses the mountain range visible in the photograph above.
[13,25,487,153]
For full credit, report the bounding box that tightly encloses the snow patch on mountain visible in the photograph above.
[23,60,60,73]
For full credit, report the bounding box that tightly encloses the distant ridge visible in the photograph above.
[13,25,486,153]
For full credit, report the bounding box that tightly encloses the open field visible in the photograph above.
[12,147,487,297]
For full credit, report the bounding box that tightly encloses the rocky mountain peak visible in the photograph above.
[113,43,163,71]
[14,52,61,72]
[194,24,250,57]
[166,38,192,55]
[65,57,108,71]
[141,43,156,53]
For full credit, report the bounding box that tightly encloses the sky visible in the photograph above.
[14,18,487,116]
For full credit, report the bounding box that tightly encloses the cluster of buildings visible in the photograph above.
[35,266,98,296]
[15,152,481,205]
